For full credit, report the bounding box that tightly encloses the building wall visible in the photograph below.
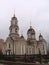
[0,39,4,54]
[4,15,47,55]
[38,40,47,55]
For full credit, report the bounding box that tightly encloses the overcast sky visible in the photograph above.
[0,0,49,45]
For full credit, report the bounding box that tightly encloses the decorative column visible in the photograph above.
[24,45,25,54]
[21,44,22,55]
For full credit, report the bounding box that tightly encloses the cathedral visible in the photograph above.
[4,13,47,55]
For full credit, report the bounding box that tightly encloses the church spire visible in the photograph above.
[13,9,15,17]
[30,21,32,29]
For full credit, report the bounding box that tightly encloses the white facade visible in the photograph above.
[4,14,47,55]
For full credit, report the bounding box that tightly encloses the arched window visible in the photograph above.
[26,48,28,54]
[28,34,31,38]
[9,44,10,48]
[32,47,35,54]
[29,48,31,54]
[32,35,35,39]
[15,28,17,33]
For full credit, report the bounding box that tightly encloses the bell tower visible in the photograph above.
[9,12,19,40]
